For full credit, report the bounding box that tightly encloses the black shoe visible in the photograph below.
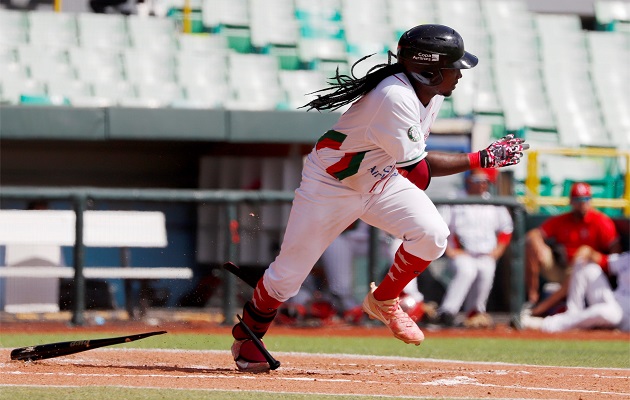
[426,311,456,328]
[437,311,456,327]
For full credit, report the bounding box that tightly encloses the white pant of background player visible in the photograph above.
[437,203,513,316]
[439,254,497,315]
[540,253,629,332]
[262,153,448,304]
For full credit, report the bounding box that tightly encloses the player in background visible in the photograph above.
[431,169,513,328]
[524,182,621,316]
[230,24,529,373]
[515,245,629,332]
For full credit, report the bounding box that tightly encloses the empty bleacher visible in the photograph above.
[0,0,627,152]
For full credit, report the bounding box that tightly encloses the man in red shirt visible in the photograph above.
[524,182,621,315]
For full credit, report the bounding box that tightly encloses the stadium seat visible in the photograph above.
[594,0,630,30]
[17,44,69,65]
[92,80,137,105]
[1,78,46,105]
[176,52,227,86]
[249,0,299,48]
[587,31,630,149]
[179,81,228,108]
[45,76,92,101]
[494,60,555,132]
[225,52,282,110]
[136,81,185,107]
[278,69,327,110]
[127,15,179,52]
[77,13,129,49]
[436,0,484,33]
[70,48,125,84]
[28,11,79,47]
[122,49,177,84]
[178,33,228,53]
[388,0,435,36]
[0,44,17,63]
[0,9,28,45]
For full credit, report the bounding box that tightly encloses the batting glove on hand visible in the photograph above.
[479,134,530,168]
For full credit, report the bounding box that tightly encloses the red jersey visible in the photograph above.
[540,209,619,262]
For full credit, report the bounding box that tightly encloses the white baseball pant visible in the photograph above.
[262,154,448,303]
[541,261,623,332]
[440,254,496,314]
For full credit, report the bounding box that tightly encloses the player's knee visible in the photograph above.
[607,303,623,326]
[405,219,449,261]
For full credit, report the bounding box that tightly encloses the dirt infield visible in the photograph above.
[2,347,629,399]
[1,320,629,399]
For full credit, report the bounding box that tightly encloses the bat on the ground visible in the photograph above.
[223,262,281,370]
[223,261,265,289]
[10,331,167,361]
[236,314,281,370]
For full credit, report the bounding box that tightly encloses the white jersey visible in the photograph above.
[441,204,513,255]
[313,72,444,194]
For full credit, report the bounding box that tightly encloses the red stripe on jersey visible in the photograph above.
[316,137,342,151]
[326,151,367,180]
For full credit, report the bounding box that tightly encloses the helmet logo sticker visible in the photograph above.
[412,53,439,62]
[407,125,421,142]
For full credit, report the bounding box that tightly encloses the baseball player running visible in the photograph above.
[230,24,529,372]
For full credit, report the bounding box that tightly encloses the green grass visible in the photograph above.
[0,387,420,400]
[1,332,628,368]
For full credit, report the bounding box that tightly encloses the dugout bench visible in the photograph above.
[0,209,192,319]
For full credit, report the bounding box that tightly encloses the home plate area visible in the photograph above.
[1,348,628,399]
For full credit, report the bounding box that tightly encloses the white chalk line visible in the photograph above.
[1,348,629,398]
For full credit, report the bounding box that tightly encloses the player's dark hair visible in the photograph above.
[301,52,404,112]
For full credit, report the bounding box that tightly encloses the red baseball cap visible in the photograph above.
[570,182,592,198]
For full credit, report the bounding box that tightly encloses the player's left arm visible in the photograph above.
[425,134,530,177]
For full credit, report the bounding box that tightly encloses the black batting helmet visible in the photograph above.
[397,24,478,86]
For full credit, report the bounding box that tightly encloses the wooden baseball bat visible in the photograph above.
[236,314,281,370]
[10,331,167,361]
[223,261,265,289]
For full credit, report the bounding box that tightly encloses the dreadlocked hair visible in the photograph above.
[300,51,404,112]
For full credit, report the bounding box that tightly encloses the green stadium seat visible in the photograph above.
[594,0,630,31]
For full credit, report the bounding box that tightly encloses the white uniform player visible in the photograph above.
[519,250,629,332]
[265,72,447,303]
[230,24,528,373]
[434,170,513,326]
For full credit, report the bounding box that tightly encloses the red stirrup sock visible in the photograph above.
[232,279,282,340]
[373,244,431,301]
[252,277,283,312]
[232,300,278,340]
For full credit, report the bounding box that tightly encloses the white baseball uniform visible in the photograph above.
[540,252,629,332]
[262,72,449,303]
[438,202,513,314]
